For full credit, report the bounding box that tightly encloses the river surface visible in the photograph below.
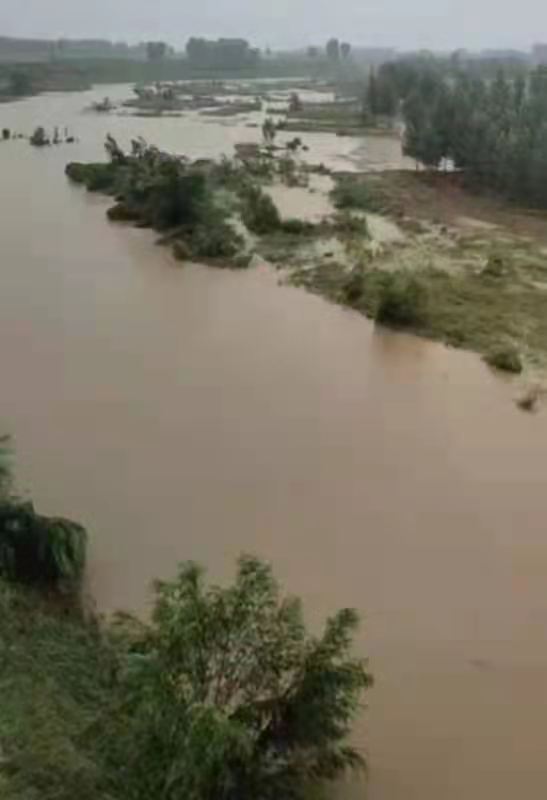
[1,86,547,800]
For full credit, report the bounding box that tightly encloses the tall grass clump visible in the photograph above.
[375,270,429,328]
[331,178,384,213]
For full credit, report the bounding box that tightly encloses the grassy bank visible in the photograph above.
[0,579,115,799]
[282,170,547,379]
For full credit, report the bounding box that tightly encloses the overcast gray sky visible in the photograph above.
[0,0,545,51]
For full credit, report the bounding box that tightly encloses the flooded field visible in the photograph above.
[1,85,547,800]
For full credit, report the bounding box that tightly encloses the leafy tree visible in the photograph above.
[388,57,547,203]
[326,38,340,62]
[262,117,277,144]
[403,91,444,168]
[307,46,319,59]
[146,41,167,62]
[376,271,429,327]
[341,42,352,60]
[30,126,50,147]
[103,556,372,800]
[0,438,87,590]
[240,184,281,233]
[288,92,302,113]
[0,500,87,588]
[367,70,398,117]
[185,37,257,70]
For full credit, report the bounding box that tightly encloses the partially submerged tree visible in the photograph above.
[262,117,277,144]
[105,556,372,800]
[240,184,281,233]
[30,126,50,147]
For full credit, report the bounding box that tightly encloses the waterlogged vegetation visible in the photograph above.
[66,135,330,266]
[66,124,547,386]
[0,446,371,800]
[67,137,246,265]
[290,170,547,380]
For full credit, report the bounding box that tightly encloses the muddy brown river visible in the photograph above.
[1,86,547,799]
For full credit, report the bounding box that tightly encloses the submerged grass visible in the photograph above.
[289,259,547,370]
[285,171,547,374]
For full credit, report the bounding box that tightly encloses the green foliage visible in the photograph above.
[375,271,429,328]
[146,41,167,62]
[104,556,372,800]
[393,62,547,205]
[186,37,260,71]
[262,117,277,144]
[278,155,300,186]
[188,219,244,260]
[331,211,370,237]
[342,266,366,305]
[65,161,118,192]
[67,138,248,266]
[281,218,317,235]
[331,178,384,212]
[30,126,50,147]
[485,345,523,373]
[482,252,508,278]
[240,185,281,234]
[0,579,115,800]
[0,435,12,498]
[365,69,398,118]
[0,440,87,591]
[0,500,87,589]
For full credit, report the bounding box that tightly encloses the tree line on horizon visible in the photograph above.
[364,57,547,207]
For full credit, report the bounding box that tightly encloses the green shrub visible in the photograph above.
[104,555,372,800]
[485,345,523,373]
[189,220,244,260]
[29,126,50,147]
[281,218,316,235]
[240,185,281,234]
[342,265,365,305]
[331,178,383,212]
[106,202,141,222]
[65,162,118,193]
[482,252,508,278]
[375,271,429,327]
[0,500,87,589]
[332,211,370,237]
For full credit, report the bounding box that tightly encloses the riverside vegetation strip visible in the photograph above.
[67,136,547,391]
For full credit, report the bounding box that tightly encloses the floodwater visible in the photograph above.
[1,86,547,800]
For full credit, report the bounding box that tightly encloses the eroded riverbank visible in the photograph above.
[2,86,547,800]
